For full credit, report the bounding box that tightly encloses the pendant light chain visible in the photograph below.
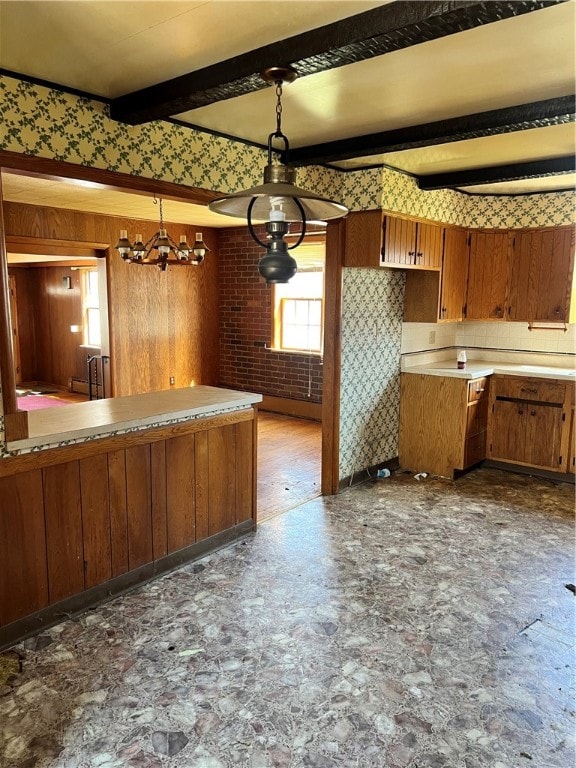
[275,80,283,135]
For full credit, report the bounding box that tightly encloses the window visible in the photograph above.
[273,238,325,353]
[81,269,101,347]
[280,298,322,352]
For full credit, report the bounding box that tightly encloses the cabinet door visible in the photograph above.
[490,401,564,470]
[440,227,469,320]
[490,400,529,464]
[509,227,574,322]
[466,231,511,319]
[525,404,565,470]
[415,221,443,269]
[382,215,417,265]
[343,210,383,267]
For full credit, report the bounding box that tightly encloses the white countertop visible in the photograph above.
[401,361,576,381]
[8,385,262,453]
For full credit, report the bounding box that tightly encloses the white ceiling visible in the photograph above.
[0,0,574,201]
[1,170,231,228]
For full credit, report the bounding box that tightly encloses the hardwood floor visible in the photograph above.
[257,411,322,522]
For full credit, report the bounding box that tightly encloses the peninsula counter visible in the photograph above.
[0,386,261,649]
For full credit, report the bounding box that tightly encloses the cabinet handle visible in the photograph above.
[416,251,423,258]
[475,388,485,393]
[408,251,415,256]
[530,410,536,416]
[518,409,524,415]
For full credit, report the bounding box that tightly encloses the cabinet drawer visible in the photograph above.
[493,376,566,404]
[468,377,489,403]
[466,399,488,437]
[464,431,486,468]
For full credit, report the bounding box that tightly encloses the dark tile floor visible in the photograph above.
[1,467,574,768]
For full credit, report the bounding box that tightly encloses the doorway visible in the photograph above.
[257,412,322,521]
[8,255,109,409]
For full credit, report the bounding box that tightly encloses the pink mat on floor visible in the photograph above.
[17,395,69,411]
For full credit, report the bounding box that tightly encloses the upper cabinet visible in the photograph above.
[343,210,383,268]
[344,210,575,325]
[440,227,469,322]
[343,210,442,270]
[382,215,443,269]
[508,227,575,323]
[465,230,512,320]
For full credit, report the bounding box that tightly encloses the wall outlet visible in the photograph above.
[428,330,436,344]
[169,376,175,385]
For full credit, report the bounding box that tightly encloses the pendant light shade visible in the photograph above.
[209,166,349,223]
[208,67,348,283]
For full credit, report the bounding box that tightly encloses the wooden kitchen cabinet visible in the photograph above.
[465,230,512,320]
[404,225,468,322]
[383,215,443,268]
[399,373,489,478]
[343,210,442,270]
[508,226,575,322]
[343,210,383,267]
[488,375,571,472]
[440,227,469,321]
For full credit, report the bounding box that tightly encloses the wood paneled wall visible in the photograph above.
[10,265,84,386]
[0,410,255,630]
[3,202,220,397]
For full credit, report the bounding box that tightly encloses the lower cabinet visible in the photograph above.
[487,376,571,472]
[400,372,573,478]
[399,374,489,478]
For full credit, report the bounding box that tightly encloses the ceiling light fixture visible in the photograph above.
[115,197,209,271]
[208,66,348,283]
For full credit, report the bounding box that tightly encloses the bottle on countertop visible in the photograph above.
[457,350,467,370]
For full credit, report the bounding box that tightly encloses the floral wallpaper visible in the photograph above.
[380,166,575,228]
[0,74,266,193]
[339,269,405,480]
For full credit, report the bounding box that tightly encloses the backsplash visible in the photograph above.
[402,321,575,356]
[456,321,576,356]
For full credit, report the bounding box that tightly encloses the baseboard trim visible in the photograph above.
[260,395,322,421]
[483,460,575,484]
[0,520,255,651]
[339,457,400,491]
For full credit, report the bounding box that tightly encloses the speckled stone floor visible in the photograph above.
[1,467,574,768]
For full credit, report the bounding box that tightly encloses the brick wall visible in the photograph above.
[217,227,323,403]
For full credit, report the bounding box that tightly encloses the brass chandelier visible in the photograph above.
[208,66,348,283]
[115,197,209,271]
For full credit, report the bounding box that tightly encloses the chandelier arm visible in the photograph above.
[247,198,269,249]
[287,198,307,250]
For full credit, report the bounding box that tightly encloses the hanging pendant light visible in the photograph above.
[115,197,209,271]
[208,66,348,283]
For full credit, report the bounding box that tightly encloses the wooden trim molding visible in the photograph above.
[0,150,219,205]
[321,219,345,494]
[260,395,322,421]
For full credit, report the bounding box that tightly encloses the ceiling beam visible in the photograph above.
[417,156,576,190]
[289,96,576,166]
[109,0,563,125]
